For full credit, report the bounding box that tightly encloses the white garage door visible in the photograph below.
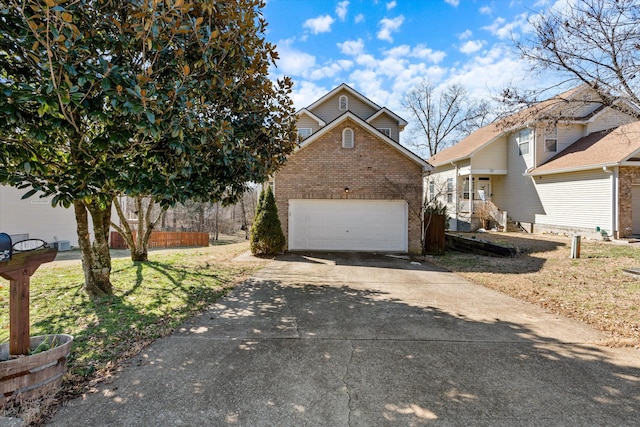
[288,199,408,251]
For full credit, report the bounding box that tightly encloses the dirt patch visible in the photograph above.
[429,231,640,348]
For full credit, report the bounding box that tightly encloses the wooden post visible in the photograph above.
[0,248,57,355]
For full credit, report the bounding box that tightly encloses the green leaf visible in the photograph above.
[21,189,38,199]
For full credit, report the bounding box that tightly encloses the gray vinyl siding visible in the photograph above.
[533,170,612,234]
[368,115,399,142]
[311,92,377,123]
[297,116,322,134]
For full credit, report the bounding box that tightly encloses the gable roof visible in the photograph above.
[297,108,326,126]
[428,121,505,167]
[297,111,431,171]
[366,107,408,129]
[528,121,640,176]
[428,84,638,167]
[304,83,381,113]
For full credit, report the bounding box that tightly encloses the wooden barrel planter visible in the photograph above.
[0,334,73,405]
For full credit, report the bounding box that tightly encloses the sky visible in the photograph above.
[262,0,563,128]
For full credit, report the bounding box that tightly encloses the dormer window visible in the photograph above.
[342,128,354,148]
[544,125,557,152]
[378,128,391,137]
[339,95,348,111]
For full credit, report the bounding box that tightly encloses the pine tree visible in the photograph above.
[250,186,285,255]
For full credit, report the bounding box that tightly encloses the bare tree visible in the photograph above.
[509,0,640,118]
[403,80,492,157]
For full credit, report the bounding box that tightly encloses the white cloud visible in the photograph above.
[274,40,316,76]
[386,1,397,10]
[338,39,365,55]
[411,44,446,64]
[459,40,486,54]
[355,54,378,68]
[445,0,460,6]
[481,17,506,35]
[309,61,353,80]
[457,29,472,40]
[479,6,492,15]
[383,45,411,58]
[377,15,404,42]
[336,1,349,21]
[291,81,329,110]
[354,13,364,23]
[481,13,529,40]
[303,15,335,34]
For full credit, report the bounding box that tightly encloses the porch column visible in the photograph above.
[469,173,474,215]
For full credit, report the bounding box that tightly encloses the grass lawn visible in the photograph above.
[429,232,640,348]
[0,240,264,404]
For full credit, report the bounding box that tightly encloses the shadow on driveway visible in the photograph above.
[50,253,640,426]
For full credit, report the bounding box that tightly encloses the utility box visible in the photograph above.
[51,240,71,251]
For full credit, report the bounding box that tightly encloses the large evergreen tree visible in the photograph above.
[250,186,285,255]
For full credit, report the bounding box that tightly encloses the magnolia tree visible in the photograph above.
[0,0,297,297]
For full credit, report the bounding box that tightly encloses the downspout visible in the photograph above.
[603,166,618,239]
[451,162,459,231]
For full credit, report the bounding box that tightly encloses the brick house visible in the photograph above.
[273,84,432,252]
[427,85,640,239]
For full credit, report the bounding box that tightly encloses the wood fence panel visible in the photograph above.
[424,214,446,255]
[109,231,209,249]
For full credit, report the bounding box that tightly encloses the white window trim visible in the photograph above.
[342,128,354,148]
[297,128,312,138]
[517,128,532,156]
[378,128,391,137]
[339,95,348,111]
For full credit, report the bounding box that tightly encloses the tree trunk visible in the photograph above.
[74,200,113,298]
[111,196,167,262]
[214,203,220,241]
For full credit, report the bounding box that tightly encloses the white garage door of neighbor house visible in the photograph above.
[288,199,408,251]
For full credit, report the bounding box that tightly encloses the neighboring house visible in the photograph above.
[273,84,432,253]
[427,85,640,239]
[0,184,79,247]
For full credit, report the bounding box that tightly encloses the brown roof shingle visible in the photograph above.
[427,85,603,167]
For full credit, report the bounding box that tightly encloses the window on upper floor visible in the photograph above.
[428,180,435,199]
[378,128,391,137]
[339,95,348,111]
[544,125,557,152]
[297,128,312,139]
[517,128,532,156]
[342,128,354,148]
[446,178,453,203]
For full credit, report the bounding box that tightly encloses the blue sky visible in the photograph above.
[263,0,560,117]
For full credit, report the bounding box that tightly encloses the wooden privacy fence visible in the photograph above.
[424,213,446,255]
[109,231,209,249]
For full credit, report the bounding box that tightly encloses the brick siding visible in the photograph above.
[274,118,424,252]
[618,166,640,237]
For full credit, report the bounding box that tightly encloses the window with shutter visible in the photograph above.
[342,128,354,148]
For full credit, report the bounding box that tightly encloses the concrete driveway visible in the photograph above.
[50,252,640,426]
